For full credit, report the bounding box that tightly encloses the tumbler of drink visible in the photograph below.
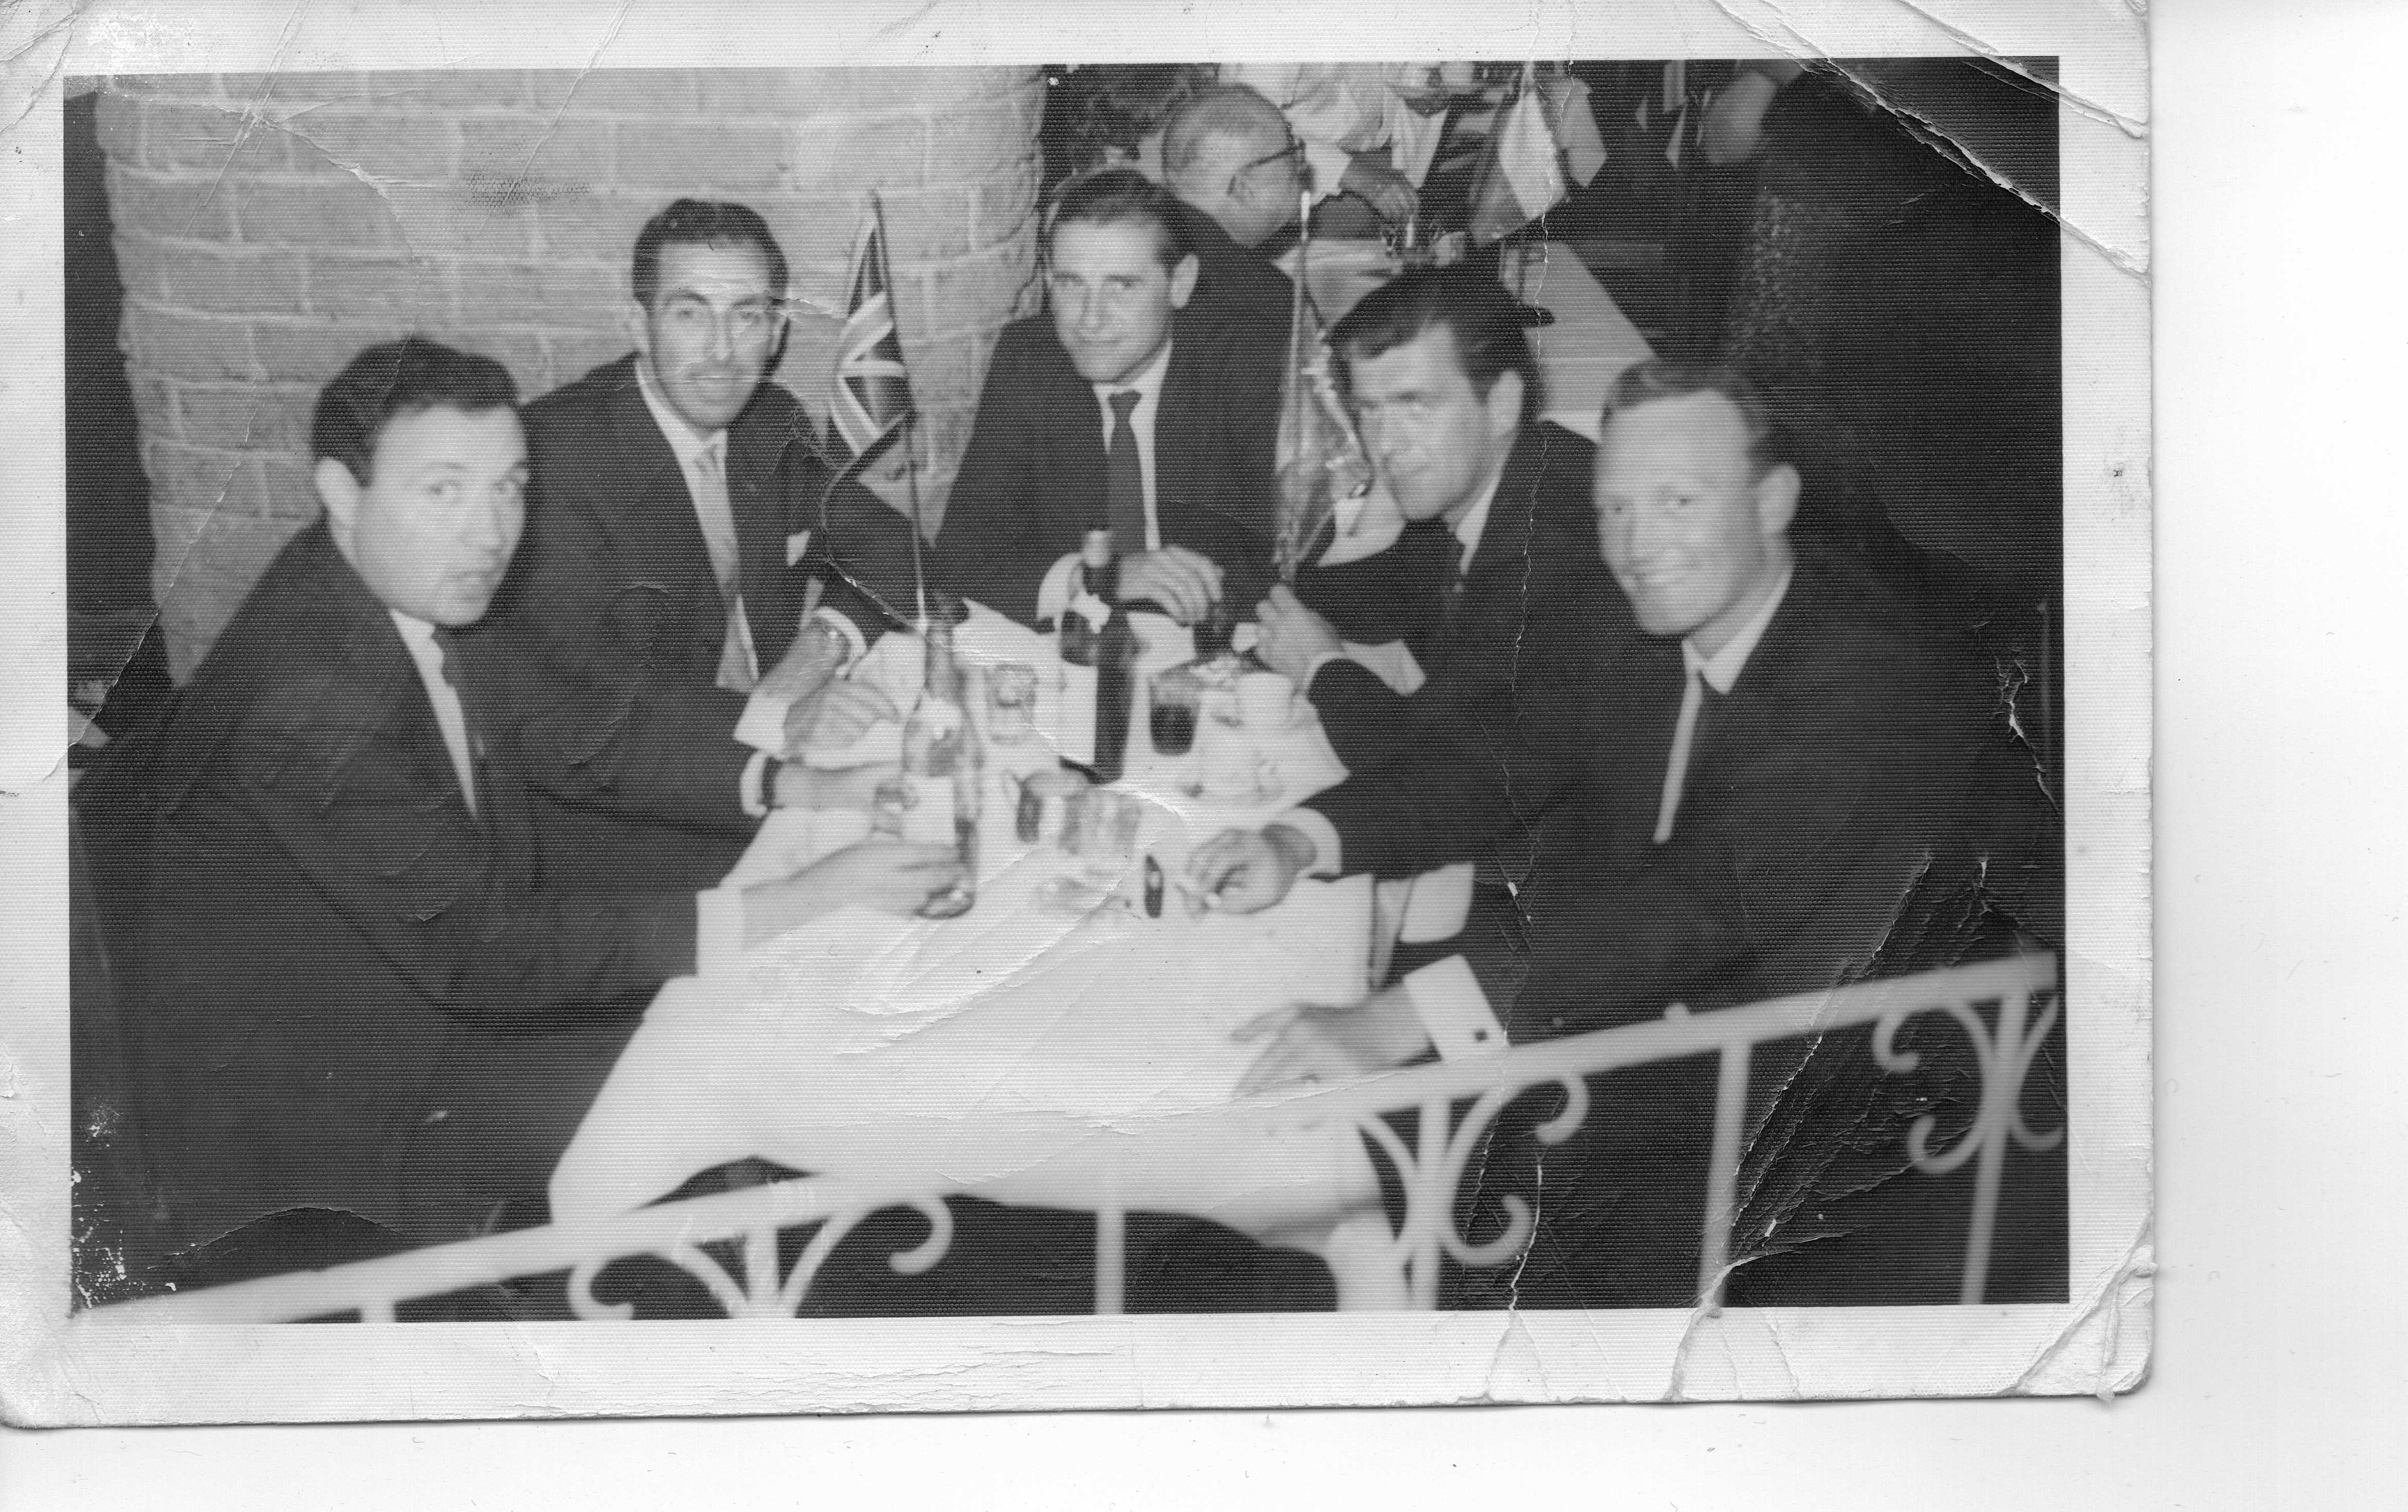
[1147,667,1205,756]
[1237,671,1296,733]
[1067,789,1142,881]
[986,661,1039,746]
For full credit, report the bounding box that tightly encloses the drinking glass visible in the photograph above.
[986,661,1039,745]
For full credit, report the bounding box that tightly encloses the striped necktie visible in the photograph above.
[689,440,757,692]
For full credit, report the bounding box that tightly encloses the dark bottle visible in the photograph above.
[1056,529,1137,784]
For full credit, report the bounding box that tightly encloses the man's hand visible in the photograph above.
[1232,985,1435,1095]
[742,839,965,945]
[782,678,899,757]
[1252,583,1342,688]
[1116,545,1225,625]
[773,759,899,812]
[1183,823,1315,916]
[755,617,849,706]
[1339,154,1419,224]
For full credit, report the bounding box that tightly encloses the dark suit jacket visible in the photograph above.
[93,523,693,1257]
[1304,422,1607,780]
[487,354,922,887]
[1175,201,1296,329]
[1318,547,2065,1308]
[935,313,1284,626]
[1314,546,2060,1033]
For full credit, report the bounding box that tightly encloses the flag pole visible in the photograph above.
[869,191,930,629]
[1281,185,1313,584]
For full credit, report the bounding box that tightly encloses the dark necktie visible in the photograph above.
[431,627,487,823]
[1652,668,1722,845]
[1104,389,1148,559]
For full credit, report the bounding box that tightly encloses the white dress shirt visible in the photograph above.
[1033,338,1176,625]
[1221,63,1450,203]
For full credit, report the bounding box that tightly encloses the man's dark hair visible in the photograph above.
[1599,359,1789,479]
[311,336,519,486]
[630,198,789,310]
[1329,267,1542,428]
[1042,167,1193,271]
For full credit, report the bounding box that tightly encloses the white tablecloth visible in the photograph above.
[551,607,1385,1238]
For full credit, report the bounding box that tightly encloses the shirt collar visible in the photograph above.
[1684,562,1795,695]
[634,355,727,468]
[387,609,448,685]
[1092,337,1175,409]
[1449,455,1510,569]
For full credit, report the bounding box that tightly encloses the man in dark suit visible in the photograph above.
[1248,267,1608,781]
[935,169,1283,629]
[1190,360,2063,1307]
[93,339,963,1276]
[1161,85,1305,330]
[490,199,921,891]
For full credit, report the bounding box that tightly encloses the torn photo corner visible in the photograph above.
[0,0,2150,1423]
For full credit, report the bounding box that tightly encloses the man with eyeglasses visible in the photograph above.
[1160,85,1307,330]
[491,199,924,890]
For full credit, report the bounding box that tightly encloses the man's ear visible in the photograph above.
[1168,252,1201,310]
[315,456,363,543]
[1482,370,1526,442]
[622,296,653,359]
[1753,462,1802,537]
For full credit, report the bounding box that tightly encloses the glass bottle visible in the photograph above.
[890,596,979,919]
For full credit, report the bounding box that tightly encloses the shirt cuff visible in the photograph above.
[733,688,792,755]
[1305,139,1352,203]
[1275,807,1346,878]
[693,885,747,978]
[740,749,775,818]
[810,607,869,665]
[1032,552,1084,627]
[1401,955,1509,1061]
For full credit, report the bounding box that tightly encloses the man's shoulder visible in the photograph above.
[524,353,638,429]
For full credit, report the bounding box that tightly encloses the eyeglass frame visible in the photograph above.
[1227,139,1309,198]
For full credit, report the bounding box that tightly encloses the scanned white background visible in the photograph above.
[0,0,2392,1502]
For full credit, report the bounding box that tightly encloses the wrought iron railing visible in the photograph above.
[80,954,2060,1324]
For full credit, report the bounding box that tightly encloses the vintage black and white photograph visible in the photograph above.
[4,0,2151,1421]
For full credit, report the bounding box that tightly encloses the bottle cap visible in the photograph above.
[1081,529,1114,567]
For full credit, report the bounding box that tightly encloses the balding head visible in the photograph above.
[1162,85,1305,248]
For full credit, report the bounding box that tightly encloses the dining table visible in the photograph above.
[551,606,1411,1307]
[550,249,1660,1311]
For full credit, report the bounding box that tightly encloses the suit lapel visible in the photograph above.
[599,372,720,611]
[1152,336,1205,535]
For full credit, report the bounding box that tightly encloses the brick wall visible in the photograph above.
[96,68,1046,679]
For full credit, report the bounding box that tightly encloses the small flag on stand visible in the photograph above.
[829,197,932,627]
[1272,206,1376,583]
[1467,63,1571,245]
[831,211,916,476]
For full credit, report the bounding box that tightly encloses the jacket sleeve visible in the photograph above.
[1305,658,1417,773]
[234,690,698,1031]
[934,331,1056,626]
